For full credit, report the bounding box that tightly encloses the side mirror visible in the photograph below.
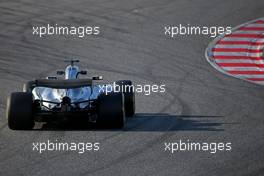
[57,71,65,75]
[92,76,103,80]
[79,71,87,75]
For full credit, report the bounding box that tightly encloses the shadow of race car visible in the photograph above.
[6,59,135,130]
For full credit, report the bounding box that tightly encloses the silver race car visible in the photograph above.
[6,59,135,130]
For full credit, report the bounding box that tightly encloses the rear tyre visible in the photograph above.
[115,80,135,117]
[23,81,35,93]
[97,92,125,129]
[6,92,34,130]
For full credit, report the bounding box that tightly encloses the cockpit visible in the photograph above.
[65,65,79,79]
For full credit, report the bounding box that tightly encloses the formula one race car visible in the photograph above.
[6,59,135,130]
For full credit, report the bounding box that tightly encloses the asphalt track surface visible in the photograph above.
[0,1,264,176]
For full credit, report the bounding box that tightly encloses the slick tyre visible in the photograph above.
[115,80,135,117]
[23,81,35,93]
[97,92,125,129]
[6,92,34,130]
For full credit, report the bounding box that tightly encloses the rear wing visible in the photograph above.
[31,79,93,89]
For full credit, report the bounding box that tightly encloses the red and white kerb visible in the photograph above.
[207,18,264,85]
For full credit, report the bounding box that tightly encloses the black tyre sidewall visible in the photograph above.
[23,81,35,93]
[115,80,135,117]
[97,92,125,128]
[7,92,34,130]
